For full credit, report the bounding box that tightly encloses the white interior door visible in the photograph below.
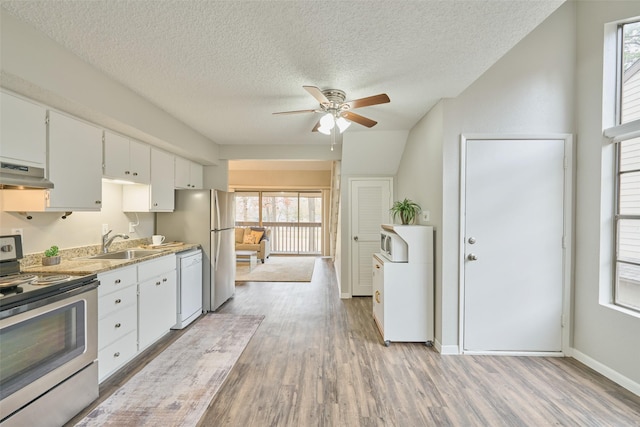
[463,138,565,352]
[350,178,392,296]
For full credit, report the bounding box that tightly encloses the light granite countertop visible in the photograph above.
[21,238,200,275]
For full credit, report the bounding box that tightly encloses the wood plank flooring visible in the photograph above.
[71,258,640,426]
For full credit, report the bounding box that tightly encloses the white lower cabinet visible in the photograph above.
[97,254,177,382]
[138,255,177,350]
[97,266,137,382]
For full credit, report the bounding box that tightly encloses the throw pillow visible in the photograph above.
[235,228,245,244]
[243,234,256,244]
[250,227,268,242]
[250,230,264,243]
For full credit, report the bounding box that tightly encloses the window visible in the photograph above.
[612,20,640,312]
[234,190,323,255]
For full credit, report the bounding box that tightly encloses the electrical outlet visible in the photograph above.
[102,224,110,235]
[421,210,430,222]
[129,222,136,233]
[11,228,23,237]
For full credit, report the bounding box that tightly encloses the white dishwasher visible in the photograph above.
[172,249,203,329]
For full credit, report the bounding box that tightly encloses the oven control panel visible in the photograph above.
[0,235,23,261]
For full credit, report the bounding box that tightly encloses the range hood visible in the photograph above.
[0,161,54,190]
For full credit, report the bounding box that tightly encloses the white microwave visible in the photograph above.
[380,230,408,262]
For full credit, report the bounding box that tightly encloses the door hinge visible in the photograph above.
[45,114,49,125]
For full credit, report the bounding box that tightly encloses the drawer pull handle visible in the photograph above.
[375,290,381,304]
[115,323,121,328]
[115,298,122,304]
[115,279,121,284]
[114,352,120,358]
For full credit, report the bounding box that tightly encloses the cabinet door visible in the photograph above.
[103,131,130,180]
[190,162,203,189]
[372,257,384,335]
[129,140,150,184]
[48,111,103,210]
[150,148,175,211]
[138,270,177,350]
[0,91,46,167]
[174,156,191,188]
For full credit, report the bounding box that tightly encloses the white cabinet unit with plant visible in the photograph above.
[175,156,203,189]
[137,254,177,350]
[103,131,150,184]
[0,91,47,167]
[122,148,175,212]
[97,266,138,382]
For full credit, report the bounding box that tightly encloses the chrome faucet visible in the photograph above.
[102,230,130,253]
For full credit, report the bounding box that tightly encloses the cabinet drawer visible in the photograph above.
[137,254,176,282]
[98,266,137,297]
[98,331,138,382]
[98,284,137,319]
[98,304,137,350]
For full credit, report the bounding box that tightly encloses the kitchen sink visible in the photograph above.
[88,249,163,260]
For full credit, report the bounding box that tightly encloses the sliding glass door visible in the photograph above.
[235,191,322,255]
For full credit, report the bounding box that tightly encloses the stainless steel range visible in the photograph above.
[0,235,99,427]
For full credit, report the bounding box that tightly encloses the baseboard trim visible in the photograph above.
[571,348,640,397]
[435,340,459,355]
[340,292,351,299]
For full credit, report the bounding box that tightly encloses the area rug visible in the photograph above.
[235,256,317,282]
[76,313,263,427]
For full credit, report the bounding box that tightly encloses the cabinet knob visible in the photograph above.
[162,277,167,282]
[115,279,121,284]
[114,352,120,358]
[115,298,122,304]
[154,202,158,207]
[125,171,130,175]
[375,290,381,304]
[95,200,102,204]
[375,264,380,269]
[156,281,161,286]
[115,323,121,328]
[133,172,138,176]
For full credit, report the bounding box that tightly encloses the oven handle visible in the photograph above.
[0,280,99,320]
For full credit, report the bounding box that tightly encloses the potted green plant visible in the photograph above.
[390,198,422,225]
[42,245,61,266]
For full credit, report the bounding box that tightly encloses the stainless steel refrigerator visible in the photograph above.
[156,189,236,312]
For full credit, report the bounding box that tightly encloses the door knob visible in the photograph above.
[353,236,359,241]
[468,237,476,244]
[467,253,478,261]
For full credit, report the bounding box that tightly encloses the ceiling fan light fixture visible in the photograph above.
[336,116,351,133]
[320,113,335,129]
[318,125,332,135]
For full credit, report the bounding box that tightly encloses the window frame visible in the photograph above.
[607,18,640,313]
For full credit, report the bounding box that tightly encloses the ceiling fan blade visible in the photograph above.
[303,86,329,104]
[343,111,377,128]
[346,93,390,109]
[311,120,321,132]
[272,109,317,115]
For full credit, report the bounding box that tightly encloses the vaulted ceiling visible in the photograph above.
[1,1,564,148]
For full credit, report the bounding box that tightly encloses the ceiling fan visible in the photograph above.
[273,86,390,135]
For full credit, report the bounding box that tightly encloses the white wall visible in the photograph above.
[573,1,640,391]
[338,130,409,295]
[397,3,577,352]
[0,182,154,254]
[0,11,218,165]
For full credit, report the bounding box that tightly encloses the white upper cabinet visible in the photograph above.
[175,156,203,189]
[0,91,47,167]
[47,111,103,210]
[122,148,175,212]
[103,131,150,184]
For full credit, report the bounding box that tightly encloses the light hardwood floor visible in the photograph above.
[71,258,640,426]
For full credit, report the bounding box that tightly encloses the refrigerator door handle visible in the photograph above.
[214,190,221,231]
[215,231,221,271]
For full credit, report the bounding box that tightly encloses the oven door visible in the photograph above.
[0,284,98,421]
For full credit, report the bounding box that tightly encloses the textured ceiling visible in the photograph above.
[0,1,564,147]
